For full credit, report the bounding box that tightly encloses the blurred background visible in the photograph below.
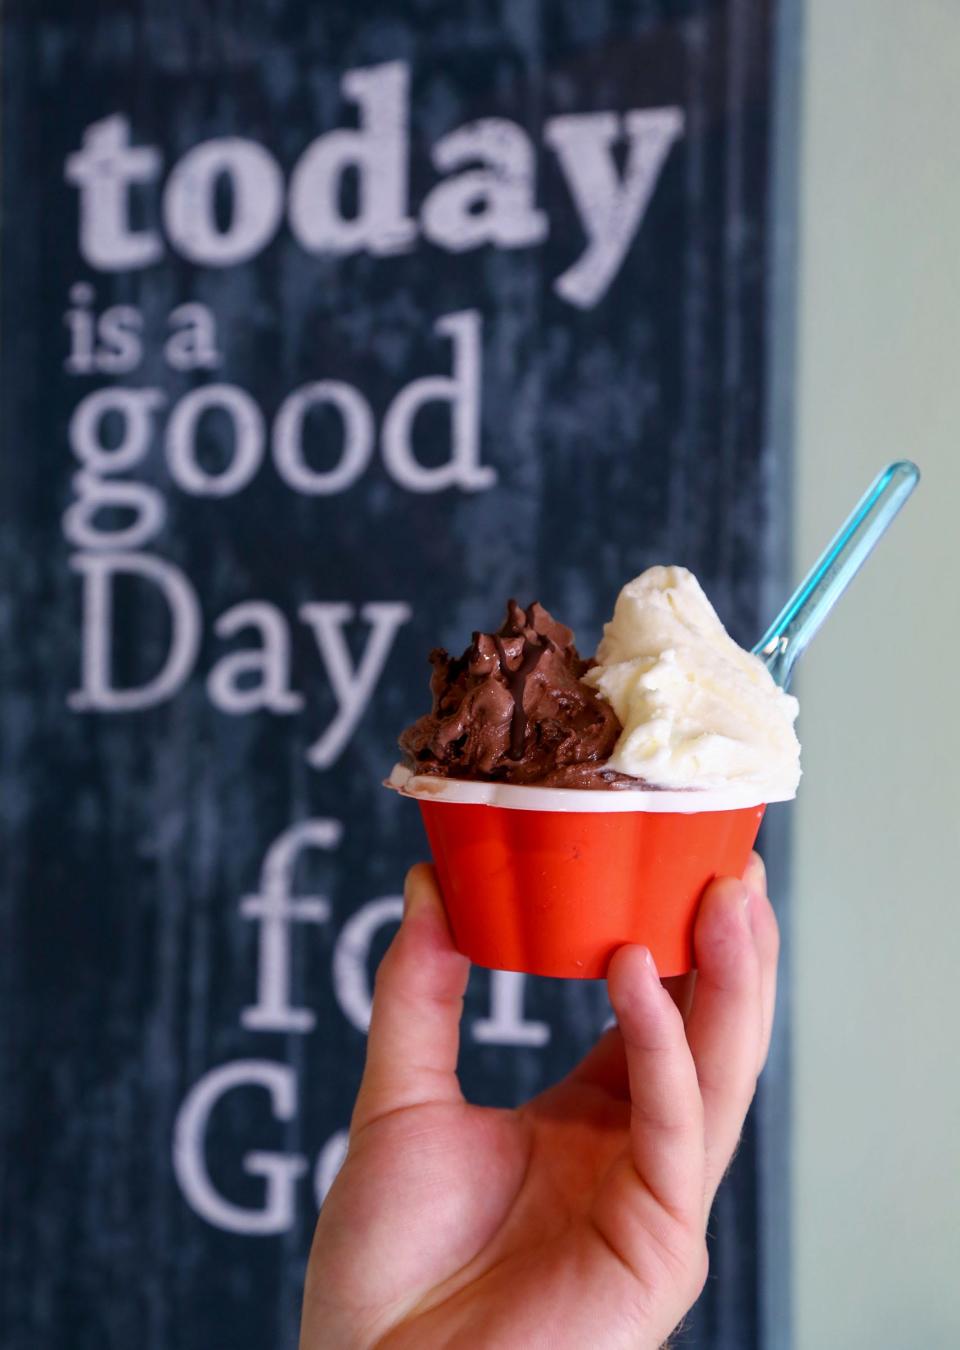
[1,2,957,1348]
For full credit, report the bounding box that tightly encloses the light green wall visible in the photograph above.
[792,3,960,1347]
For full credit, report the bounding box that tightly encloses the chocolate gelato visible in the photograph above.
[399,599,635,788]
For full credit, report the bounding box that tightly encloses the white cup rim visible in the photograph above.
[386,764,792,814]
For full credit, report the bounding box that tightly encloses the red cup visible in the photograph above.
[389,772,766,978]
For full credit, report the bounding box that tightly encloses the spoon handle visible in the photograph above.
[752,460,920,688]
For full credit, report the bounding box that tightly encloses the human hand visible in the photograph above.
[300,853,778,1350]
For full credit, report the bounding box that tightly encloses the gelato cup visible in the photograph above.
[388,766,769,979]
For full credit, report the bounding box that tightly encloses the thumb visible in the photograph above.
[350,864,470,1135]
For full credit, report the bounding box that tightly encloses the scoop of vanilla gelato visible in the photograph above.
[583,566,801,799]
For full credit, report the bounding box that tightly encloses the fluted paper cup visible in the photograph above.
[387,767,775,979]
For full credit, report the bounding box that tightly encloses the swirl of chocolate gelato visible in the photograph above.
[399,599,643,788]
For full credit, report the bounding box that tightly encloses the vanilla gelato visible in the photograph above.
[583,566,801,799]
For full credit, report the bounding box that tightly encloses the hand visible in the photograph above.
[300,854,778,1350]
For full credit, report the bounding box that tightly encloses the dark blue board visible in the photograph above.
[0,3,791,1347]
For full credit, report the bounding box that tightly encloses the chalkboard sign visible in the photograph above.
[0,3,791,1347]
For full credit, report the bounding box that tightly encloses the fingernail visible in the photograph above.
[402,867,427,917]
[744,852,766,899]
[640,946,659,978]
[726,880,751,927]
[741,886,753,927]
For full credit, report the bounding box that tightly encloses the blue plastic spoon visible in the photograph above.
[753,460,920,689]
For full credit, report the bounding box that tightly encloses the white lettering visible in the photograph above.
[545,107,683,308]
[422,118,547,252]
[68,385,165,477]
[289,61,415,257]
[207,601,305,714]
[472,970,550,1047]
[331,896,403,1032]
[240,820,341,1034]
[381,310,494,493]
[65,115,163,270]
[273,381,375,495]
[164,303,222,371]
[65,90,682,312]
[69,552,201,711]
[64,472,166,553]
[64,282,97,374]
[172,1060,307,1235]
[299,602,411,768]
[64,388,166,550]
[314,1130,350,1207]
[165,383,265,496]
[95,306,144,373]
[163,139,284,267]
